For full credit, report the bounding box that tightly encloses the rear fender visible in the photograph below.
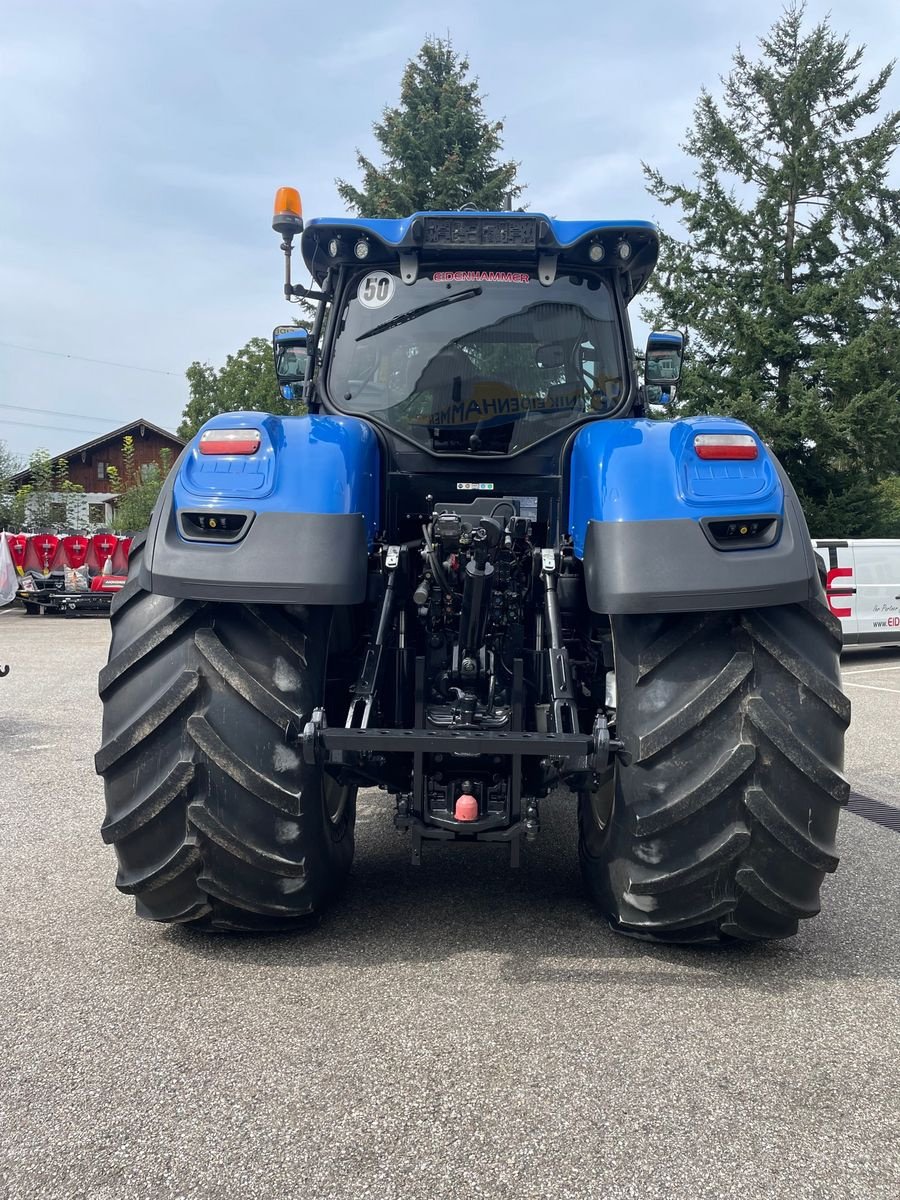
[568,417,818,614]
[140,413,381,604]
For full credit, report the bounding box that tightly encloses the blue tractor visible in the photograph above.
[96,188,849,942]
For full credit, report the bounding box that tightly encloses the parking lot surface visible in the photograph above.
[1,608,899,1200]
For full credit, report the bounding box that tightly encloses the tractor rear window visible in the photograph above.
[327,270,625,454]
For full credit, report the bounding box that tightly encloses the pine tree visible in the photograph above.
[643,4,900,536]
[337,36,523,217]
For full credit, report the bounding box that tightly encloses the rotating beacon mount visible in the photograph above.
[272,186,325,304]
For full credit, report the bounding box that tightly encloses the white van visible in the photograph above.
[812,539,900,649]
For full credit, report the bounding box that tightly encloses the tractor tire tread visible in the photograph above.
[97,571,354,931]
[186,714,299,815]
[627,822,750,895]
[98,600,201,696]
[195,874,316,921]
[632,741,757,835]
[636,651,752,761]
[580,600,848,943]
[193,627,298,733]
[637,613,712,681]
[186,802,308,877]
[94,669,200,774]
[742,695,850,802]
[743,785,839,872]
[115,839,202,896]
[100,760,195,844]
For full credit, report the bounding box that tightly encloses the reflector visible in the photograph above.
[694,433,758,461]
[199,429,261,455]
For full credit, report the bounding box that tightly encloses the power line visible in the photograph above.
[1,417,126,437]
[0,402,119,425]
[0,339,181,377]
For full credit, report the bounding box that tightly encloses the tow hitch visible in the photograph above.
[301,692,622,866]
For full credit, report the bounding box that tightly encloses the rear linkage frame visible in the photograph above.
[302,540,621,866]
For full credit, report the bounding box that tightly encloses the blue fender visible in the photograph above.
[140,413,381,605]
[568,416,819,614]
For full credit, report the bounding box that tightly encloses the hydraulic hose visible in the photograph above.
[421,524,453,594]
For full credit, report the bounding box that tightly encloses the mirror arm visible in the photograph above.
[281,236,327,302]
[301,269,336,416]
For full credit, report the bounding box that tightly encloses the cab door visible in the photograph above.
[851,540,900,646]
[813,540,858,643]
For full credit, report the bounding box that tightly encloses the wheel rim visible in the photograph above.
[323,774,352,827]
[589,773,615,832]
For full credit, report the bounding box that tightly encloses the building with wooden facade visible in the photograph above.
[5,418,185,493]
[2,418,185,531]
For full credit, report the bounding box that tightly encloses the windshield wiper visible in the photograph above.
[356,287,482,342]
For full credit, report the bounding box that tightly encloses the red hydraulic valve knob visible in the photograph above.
[454,793,478,822]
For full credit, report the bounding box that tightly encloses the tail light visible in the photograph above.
[199,429,261,455]
[693,433,758,461]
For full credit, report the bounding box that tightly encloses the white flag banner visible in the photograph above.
[0,535,18,606]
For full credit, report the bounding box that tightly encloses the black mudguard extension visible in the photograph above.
[583,463,819,615]
[139,483,369,605]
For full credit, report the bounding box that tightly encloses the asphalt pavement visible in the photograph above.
[1,607,898,1200]
[842,646,900,810]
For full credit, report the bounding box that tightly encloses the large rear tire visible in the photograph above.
[95,535,356,931]
[579,598,850,943]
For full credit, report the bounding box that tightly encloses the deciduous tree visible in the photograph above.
[179,336,295,439]
[107,436,173,532]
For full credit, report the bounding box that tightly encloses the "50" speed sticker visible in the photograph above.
[357,272,395,309]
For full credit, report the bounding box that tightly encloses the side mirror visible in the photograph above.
[273,326,308,395]
[645,330,684,387]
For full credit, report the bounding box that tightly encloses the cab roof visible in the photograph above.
[300,211,660,300]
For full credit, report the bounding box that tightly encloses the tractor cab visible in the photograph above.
[272,189,680,456]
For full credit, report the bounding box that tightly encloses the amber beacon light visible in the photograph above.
[273,187,304,239]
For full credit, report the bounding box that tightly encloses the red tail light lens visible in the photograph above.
[693,433,758,461]
[199,429,261,455]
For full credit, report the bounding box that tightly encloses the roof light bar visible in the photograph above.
[694,433,758,461]
[199,429,261,456]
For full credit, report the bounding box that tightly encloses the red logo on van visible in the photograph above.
[826,567,854,618]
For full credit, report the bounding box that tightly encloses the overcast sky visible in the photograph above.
[1,0,898,459]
